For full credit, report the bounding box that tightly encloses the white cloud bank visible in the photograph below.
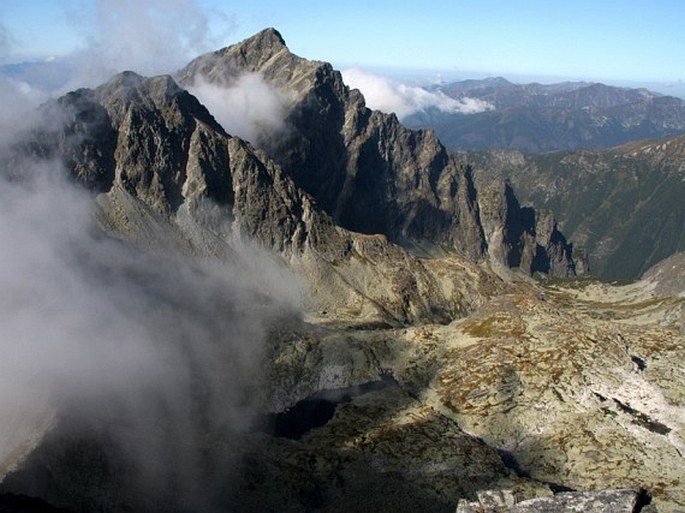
[341,67,493,120]
[0,79,300,507]
[0,0,235,94]
[70,0,233,82]
[187,72,291,144]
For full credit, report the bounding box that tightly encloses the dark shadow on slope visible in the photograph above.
[256,373,399,439]
[0,493,74,513]
[228,383,518,513]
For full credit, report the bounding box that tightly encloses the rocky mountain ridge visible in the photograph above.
[440,78,663,110]
[178,28,575,277]
[12,28,578,326]
[26,66,506,327]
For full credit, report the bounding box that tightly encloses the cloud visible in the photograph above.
[187,72,292,144]
[0,84,301,508]
[1,0,237,100]
[0,6,300,508]
[0,76,51,147]
[0,0,233,94]
[341,67,494,120]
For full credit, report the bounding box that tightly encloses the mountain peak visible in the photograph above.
[94,72,185,110]
[486,76,511,85]
[179,27,292,82]
[250,27,287,48]
[103,70,145,88]
[224,27,288,61]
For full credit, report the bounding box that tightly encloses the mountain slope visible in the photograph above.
[643,251,685,300]
[466,134,685,280]
[405,77,685,153]
[22,67,516,327]
[178,28,575,277]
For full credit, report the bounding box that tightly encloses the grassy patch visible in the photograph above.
[462,314,525,339]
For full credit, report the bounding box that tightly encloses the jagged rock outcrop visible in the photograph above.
[465,134,685,280]
[29,68,507,326]
[34,69,331,254]
[478,180,575,277]
[457,488,651,512]
[39,71,232,211]
[178,28,574,275]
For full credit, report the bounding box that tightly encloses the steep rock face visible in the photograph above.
[466,135,685,280]
[179,28,574,274]
[101,73,232,212]
[36,69,319,253]
[478,181,576,277]
[36,71,232,212]
[33,69,507,326]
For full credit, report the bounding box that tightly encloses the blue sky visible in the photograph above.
[1,0,683,89]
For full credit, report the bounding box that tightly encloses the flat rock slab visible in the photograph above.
[457,488,646,512]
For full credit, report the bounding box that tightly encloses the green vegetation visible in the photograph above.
[472,138,685,281]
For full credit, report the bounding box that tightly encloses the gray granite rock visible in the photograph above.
[457,488,647,513]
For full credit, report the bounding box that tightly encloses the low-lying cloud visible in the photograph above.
[65,0,234,87]
[342,67,494,120]
[0,76,49,145]
[0,0,235,95]
[187,72,291,144]
[0,74,300,510]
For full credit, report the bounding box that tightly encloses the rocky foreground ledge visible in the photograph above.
[456,488,655,512]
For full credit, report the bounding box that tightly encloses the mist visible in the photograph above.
[68,0,228,85]
[0,43,301,513]
[2,4,301,510]
[0,76,51,146]
[1,0,234,96]
[341,67,493,120]
[187,72,292,145]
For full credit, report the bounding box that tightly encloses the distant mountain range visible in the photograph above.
[405,77,685,152]
[401,76,685,280]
